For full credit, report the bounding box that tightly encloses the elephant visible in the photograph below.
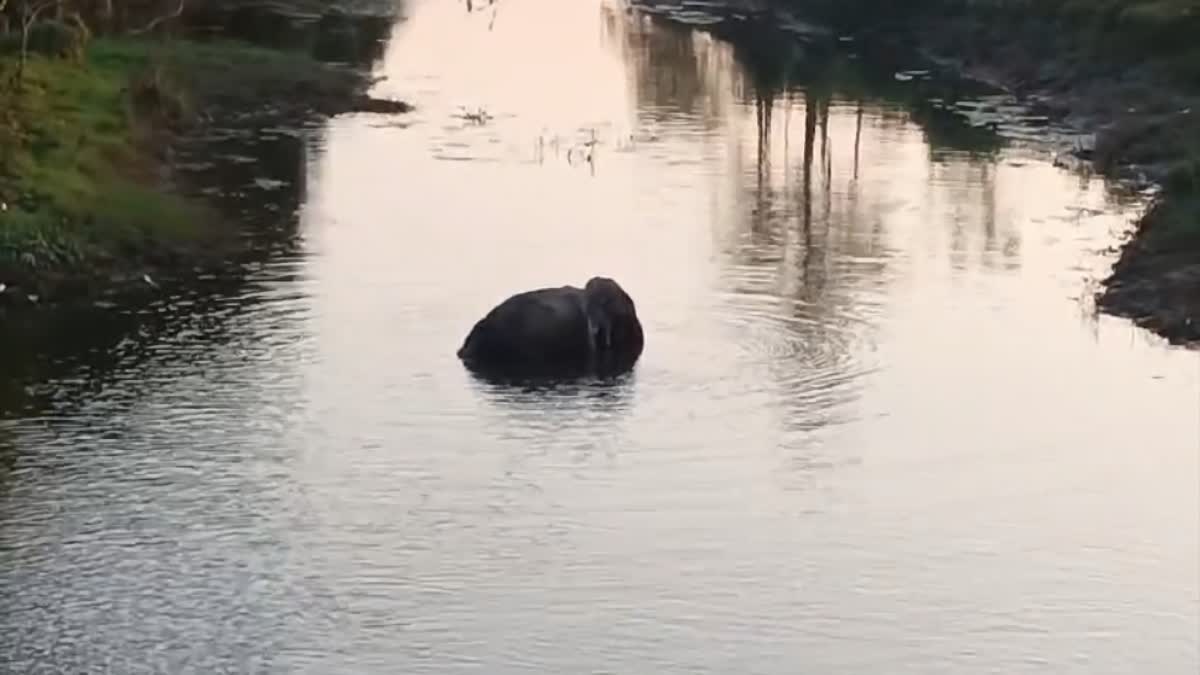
[456,276,644,377]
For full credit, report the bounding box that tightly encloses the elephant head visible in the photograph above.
[581,276,644,364]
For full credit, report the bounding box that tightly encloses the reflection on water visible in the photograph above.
[185,1,397,67]
[1,0,1197,673]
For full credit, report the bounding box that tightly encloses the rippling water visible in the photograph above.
[1,0,1198,673]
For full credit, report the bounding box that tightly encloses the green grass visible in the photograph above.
[0,38,215,281]
[0,34,357,288]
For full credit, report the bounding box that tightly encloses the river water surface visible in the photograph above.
[1,0,1198,673]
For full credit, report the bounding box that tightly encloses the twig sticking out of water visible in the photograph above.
[463,0,501,31]
[457,106,492,124]
[566,128,599,170]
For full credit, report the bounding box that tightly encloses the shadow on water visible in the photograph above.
[462,337,641,414]
[0,6,403,418]
[467,368,637,403]
[467,368,639,436]
[0,250,296,421]
[183,0,399,68]
[0,105,323,413]
[172,113,321,250]
[0,426,14,500]
[0,262,313,419]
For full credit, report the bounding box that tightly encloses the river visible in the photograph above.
[0,0,1197,673]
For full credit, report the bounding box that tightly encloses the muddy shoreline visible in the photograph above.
[896,15,1200,346]
[635,1,1200,347]
[883,19,1200,347]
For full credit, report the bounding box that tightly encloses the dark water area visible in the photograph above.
[1,0,1197,673]
[181,0,397,66]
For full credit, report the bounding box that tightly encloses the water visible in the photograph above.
[2,1,1198,672]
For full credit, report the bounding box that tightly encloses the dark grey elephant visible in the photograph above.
[456,276,645,377]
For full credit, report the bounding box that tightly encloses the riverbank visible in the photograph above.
[637,0,1200,345]
[824,0,1200,345]
[878,2,1200,345]
[0,15,408,311]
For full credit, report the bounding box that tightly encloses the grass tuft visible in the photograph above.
[0,37,218,282]
[0,34,346,288]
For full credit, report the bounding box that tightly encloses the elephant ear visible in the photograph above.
[612,306,644,354]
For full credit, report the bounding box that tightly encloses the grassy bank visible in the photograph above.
[768,0,1200,343]
[0,21,405,307]
[0,38,215,299]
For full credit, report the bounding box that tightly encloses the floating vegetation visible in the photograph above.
[456,106,493,125]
